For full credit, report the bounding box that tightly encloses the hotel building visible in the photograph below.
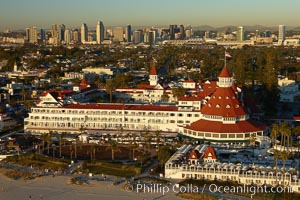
[25,66,267,144]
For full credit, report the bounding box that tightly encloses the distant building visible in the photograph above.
[72,29,80,43]
[64,29,71,44]
[113,27,124,42]
[169,24,176,40]
[81,23,88,44]
[125,24,132,42]
[278,25,286,45]
[236,26,244,42]
[133,30,143,44]
[26,26,37,43]
[51,24,58,39]
[40,28,46,42]
[179,24,185,39]
[96,20,105,44]
[278,77,300,102]
[59,24,65,42]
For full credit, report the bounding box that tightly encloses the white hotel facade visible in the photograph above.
[25,66,267,143]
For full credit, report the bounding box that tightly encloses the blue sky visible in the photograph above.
[1,0,300,30]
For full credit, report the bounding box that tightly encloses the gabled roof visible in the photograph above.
[219,66,231,78]
[203,146,217,160]
[189,149,200,160]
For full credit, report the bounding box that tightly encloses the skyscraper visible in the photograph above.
[169,25,175,40]
[40,28,46,42]
[64,29,71,44]
[96,21,104,44]
[113,27,124,42]
[179,24,185,39]
[133,30,143,44]
[72,29,80,43]
[29,26,38,43]
[236,26,244,42]
[25,28,30,42]
[278,25,286,45]
[59,24,66,42]
[51,24,58,39]
[81,23,88,44]
[125,24,132,42]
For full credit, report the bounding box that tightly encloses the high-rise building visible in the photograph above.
[59,24,66,42]
[64,29,71,44]
[40,28,46,42]
[25,28,30,42]
[179,24,185,39]
[125,24,132,42]
[51,24,58,39]
[81,23,88,44]
[72,29,80,43]
[96,21,104,44]
[205,31,210,39]
[29,26,38,43]
[133,30,143,44]
[236,26,244,42]
[278,25,286,44]
[113,27,124,42]
[169,25,176,40]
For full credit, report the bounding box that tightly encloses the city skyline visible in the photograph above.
[1,0,300,30]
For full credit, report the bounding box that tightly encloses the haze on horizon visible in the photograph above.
[1,0,300,31]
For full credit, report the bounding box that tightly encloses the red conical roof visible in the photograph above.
[80,77,88,89]
[150,65,157,76]
[219,66,231,78]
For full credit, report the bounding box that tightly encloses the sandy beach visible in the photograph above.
[0,174,181,200]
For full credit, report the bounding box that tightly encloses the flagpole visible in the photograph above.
[224,50,227,66]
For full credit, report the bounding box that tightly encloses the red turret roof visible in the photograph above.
[185,119,267,133]
[200,87,247,117]
[219,66,231,78]
[149,65,157,76]
[80,77,88,89]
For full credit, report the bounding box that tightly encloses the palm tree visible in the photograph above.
[249,133,256,161]
[273,150,280,185]
[90,144,96,161]
[105,79,117,103]
[155,130,161,150]
[281,150,288,186]
[40,133,48,154]
[270,123,279,148]
[58,134,64,158]
[280,122,291,153]
[107,141,118,161]
[74,136,78,160]
[47,131,53,155]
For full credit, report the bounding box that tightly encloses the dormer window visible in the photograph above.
[236,104,240,108]
[226,104,231,108]
[226,96,229,99]
[219,96,222,99]
[216,104,220,108]
[208,103,212,107]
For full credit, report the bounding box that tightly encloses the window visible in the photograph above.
[226,104,231,108]
[187,114,192,117]
[178,113,183,117]
[170,120,176,123]
[170,113,175,117]
[216,104,220,108]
